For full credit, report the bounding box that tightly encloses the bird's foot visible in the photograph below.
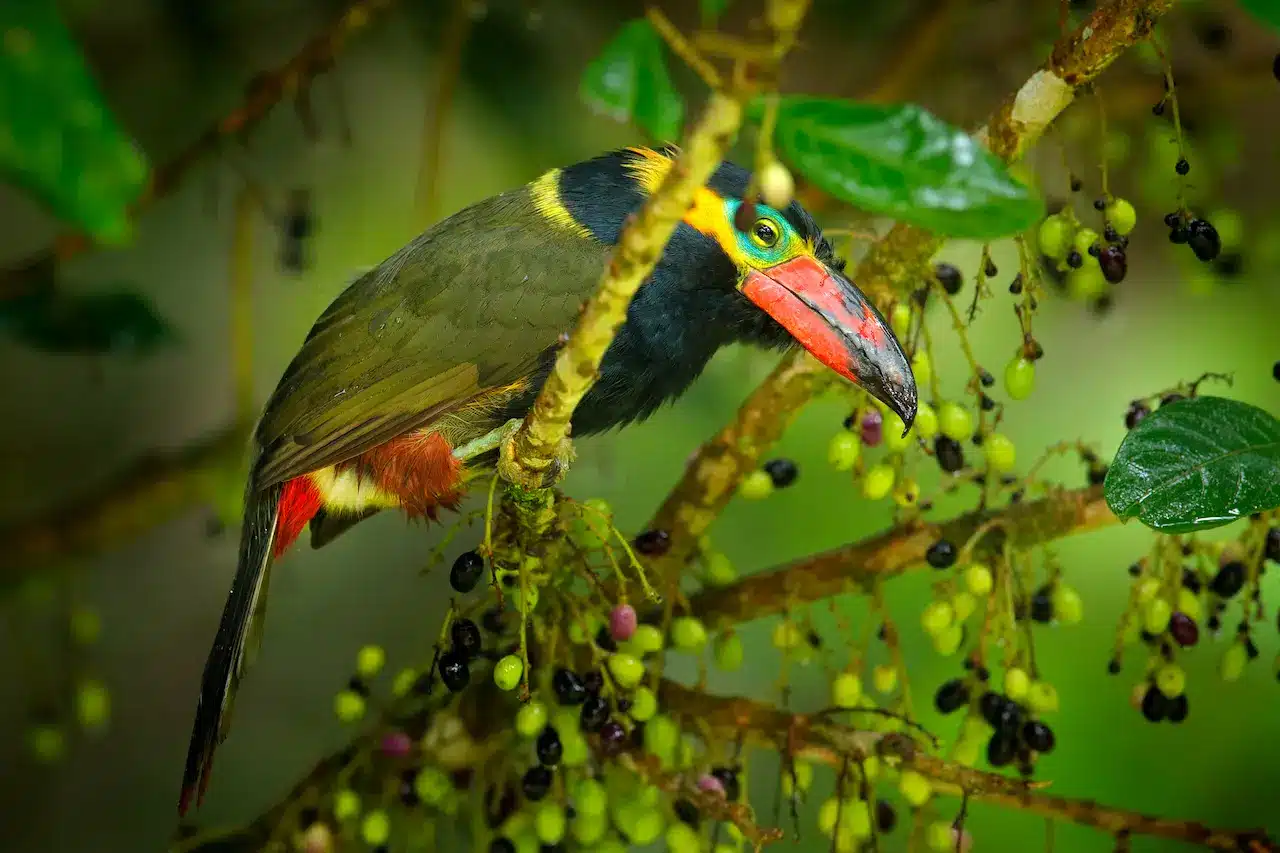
[452,418,524,462]
[489,419,575,490]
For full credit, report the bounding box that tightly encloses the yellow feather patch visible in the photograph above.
[310,466,401,512]
[622,146,675,195]
[529,169,592,239]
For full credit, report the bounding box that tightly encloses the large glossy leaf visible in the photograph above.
[0,1,148,243]
[0,287,175,355]
[580,19,684,143]
[758,96,1044,239]
[1104,396,1280,533]
[1238,0,1280,34]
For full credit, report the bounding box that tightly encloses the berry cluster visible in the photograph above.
[1037,196,1135,304]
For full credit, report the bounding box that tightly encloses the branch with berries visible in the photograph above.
[0,0,398,300]
[642,0,1178,577]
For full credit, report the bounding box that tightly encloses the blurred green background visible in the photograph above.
[0,1,1278,852]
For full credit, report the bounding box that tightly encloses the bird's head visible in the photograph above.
[560,147,917,430]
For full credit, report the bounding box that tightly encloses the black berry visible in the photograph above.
[1124,401,1149,429]
[1187,218,1221,262]
[1070,176,1083,192]
[438,651,470,691]
[1169,224,1189,244]
[926,539,957,569]
[1107,658,1122,675]
[935,262,963,295]
[1266,527,1280,564]
[598,720,627,756]
[984,258,998,277]
[933,678,970,713]
[1009,276,1023,295]
[1066,250,1083,269]
[581,670,604,694]
[1210,561,1246,598]
[551,668,587,705]
[763,458,799,488]
[451,618,482,659]
[1021,720,1055,753]
[1030,587,1053,623]
[1140,684,1172,722]
[1098,246,1127,283]
[522,765,552,801]
[482,607,507,635]
[634,529,672,556]
[979,692,1023,735]
[674,799,700,827]
[987,731,1018,767]
[876,800,897,832]
[934,436,965,473]
[710,766,741,801]
[451,550,485,593]
[1093,197,1106,211]
[1175,157,1190,176]
[1273,361,1280,383]
[979,368,995,387]
[535,726,563,766]
[1169,612,1199,647]
[580,695,609,732]
[1168,693,1189,723]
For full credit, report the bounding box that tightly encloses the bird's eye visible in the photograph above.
[750,218,780,249]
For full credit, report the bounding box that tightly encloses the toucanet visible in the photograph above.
[178,146,917,813]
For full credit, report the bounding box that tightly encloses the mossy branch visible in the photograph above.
[0,0,399,300]
[658,680,1280,853]
[683,486,1114,628]
[0,423,251,589]
[642,0,1177,565]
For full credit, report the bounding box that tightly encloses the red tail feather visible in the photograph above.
[274,476,323,556]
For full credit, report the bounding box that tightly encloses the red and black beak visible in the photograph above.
[743,255,917,432]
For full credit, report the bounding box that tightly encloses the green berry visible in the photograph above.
[1073,227,1100,255]
[1004,667,1030,701]
[643,715,680,762]
[1066,264,1107,300]
[1038,213,1073,259]
[920,600,954,636]
[574,778,608,817]
[702,552,737,586]
[1027,680,1059,713]
[884,412,912,451]
[608,652,645,689]
[951,591,977,622]
[831,672,863,708]
[817,798,845,835]
[828,431,861,471]
[333,789,361,820]
[391,667,418,697]
[629,809,664,845]
[414,766,451,805]
[1222,642,1247,682]
[75,679,111,730]
[666,823,701,853]
[1003,357,1036,400]
[891,303,912,338]
[333,690,366,723]
[899,770,933,807]
[913,401,939,439]
[355,644,385,678]
[69,607,101,644]
[714,633,745,671]
[739,470,774,500]
[933,623,964,656]
[938,401,974,441]
[781,761,814,795]
[516,701,548,738]
[1106,197,1137,235]
[562,731,590,767]
[893,478,921,507]
[360,810,391,846]
[1143,597,1172,634]
[631,624,664,654]
[1052,585,1084,625]
[927,821,955,853]
[494,654,524,691]
[629,686,658,721]
[911,351,932,386]
[571,813,607,845]
[873,664,898,694]
[965,564,994,597]
[862,464,896,500]
[1156,663,1186,698]
[983,433,1016,472]
[535,803,566,845]
[670,617,708,651]
[838,800,873,840]
[27,724,66,763]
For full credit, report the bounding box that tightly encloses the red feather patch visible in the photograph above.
[274,476,323,557]
[358,429,463,520]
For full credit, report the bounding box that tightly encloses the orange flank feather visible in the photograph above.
[271,429,464,558]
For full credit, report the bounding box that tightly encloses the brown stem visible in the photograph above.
[0,0,400,300]
[683,486,1114,628]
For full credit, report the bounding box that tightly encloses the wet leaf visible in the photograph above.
[1104,396,1280,533]
[580,19,684,143]
[0,1,148,243]
[756,96,1044,239]
[0,287,176,355]
[1238,0,1280,34]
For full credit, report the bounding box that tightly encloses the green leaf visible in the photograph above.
[700,0,732,23]
[580,19,684,143]
[758,96,1044,240]
[1238,0,1280,34]
[0,1,148,244]
[0,287,176,355]
[1104,396,1280,533]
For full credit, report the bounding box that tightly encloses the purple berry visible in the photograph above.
[610,604,638,642]
[380,730,413,757]
[697,774,726,797]
[860,409,884,446]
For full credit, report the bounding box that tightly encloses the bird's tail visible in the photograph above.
[178,479,284,816]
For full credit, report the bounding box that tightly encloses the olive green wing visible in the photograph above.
[253,187,607,487]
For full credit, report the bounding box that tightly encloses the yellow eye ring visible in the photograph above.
[749,217,780,250]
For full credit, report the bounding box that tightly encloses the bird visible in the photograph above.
[178,145,918,814]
